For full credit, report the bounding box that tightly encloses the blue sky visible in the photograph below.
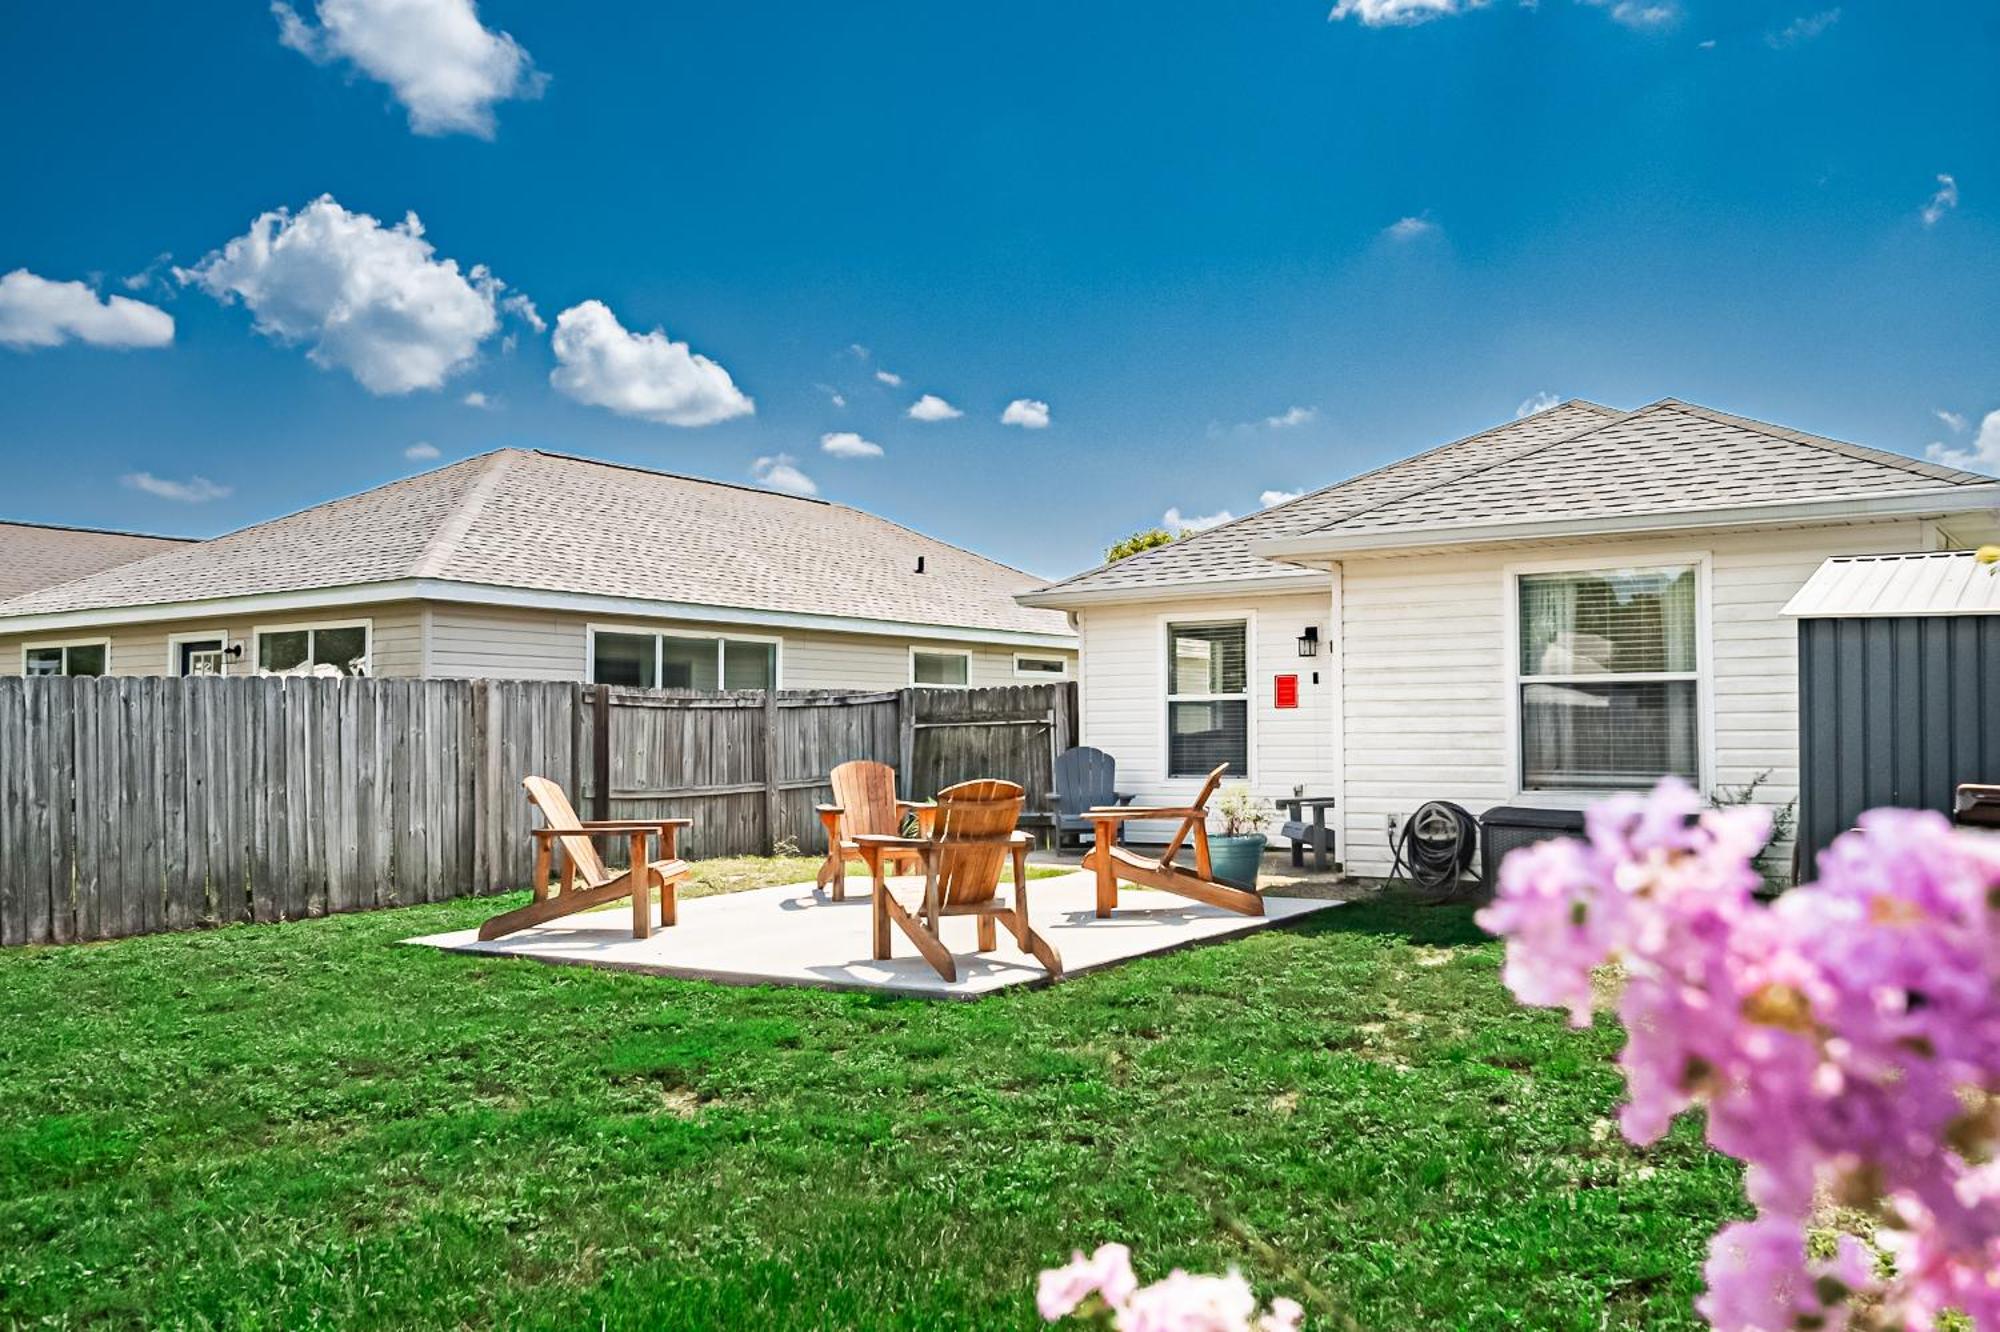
[0,2,1994,578]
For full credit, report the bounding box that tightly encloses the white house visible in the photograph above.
[0,449,1076,688]
[1019,399,2000,878]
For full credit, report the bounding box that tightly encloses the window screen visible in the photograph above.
[592,632,656,687]
[1517,567,1699,790]
[660,636,720,689]
[913,650,969,686]
[722,640,775,690]
[1166,622,1247,778]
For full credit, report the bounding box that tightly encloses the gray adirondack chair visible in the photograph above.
[1051,746,1133,849]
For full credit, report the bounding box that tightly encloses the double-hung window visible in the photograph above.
[23,641,107,677]
[1516,564,1700,791]
[1166,621,1247,778]
[589,629,778,690]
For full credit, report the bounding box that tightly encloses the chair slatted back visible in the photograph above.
[1053,746,1117,822]
[523,775,611,886]
[929,779,1023,907]
[1155,764,1229,869]
[829,761,902,840]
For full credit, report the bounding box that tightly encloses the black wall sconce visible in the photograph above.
[224,643,245,660]
[1296,625,1319,658]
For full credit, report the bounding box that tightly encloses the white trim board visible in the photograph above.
[0,576,1079,650]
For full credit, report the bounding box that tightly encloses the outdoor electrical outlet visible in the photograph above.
[1386,813,1400,841]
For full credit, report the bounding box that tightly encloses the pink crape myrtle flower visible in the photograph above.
[1478,780,2000,1331]
[1039,1243,1139,1321]
[1037,1250,1302,1331]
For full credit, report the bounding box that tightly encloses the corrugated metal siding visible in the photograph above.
[1783,551,2000,618]
[1797,614,2000,875]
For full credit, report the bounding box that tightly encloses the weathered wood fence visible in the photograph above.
[0,676,1076,945]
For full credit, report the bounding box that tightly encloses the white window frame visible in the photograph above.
[1502,552,1714,804]
[1160,613,1256,783]
[251,618,373,677]
[1012,652,1069,679]
[584,622,784,690]
[21,637,112,677]
[167,629,234,678]
[909,645,973,689]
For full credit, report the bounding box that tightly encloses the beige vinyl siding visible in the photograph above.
[1336,519,1934,878]
[0,602,425,679]
[419,603,1072,689]
[1073,590,1335,844]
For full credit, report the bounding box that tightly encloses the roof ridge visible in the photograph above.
[0,519,195,542]
[530,448,833,505]
[1653,399,1989,487]
[1297,399,1651,538]
[1031,399,1622,595]
[412,449,520,579]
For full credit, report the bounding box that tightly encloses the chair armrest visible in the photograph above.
[851,833,931,849]
[815,804,843,815]
[533,821,690,838]
[894,799,935,812]
[1086,806,1201,821]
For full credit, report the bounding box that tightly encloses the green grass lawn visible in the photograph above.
[0,861,1743,1330]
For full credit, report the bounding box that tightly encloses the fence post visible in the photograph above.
[897,688,916,798]
[591,683,611,821]
[761,688,780,854]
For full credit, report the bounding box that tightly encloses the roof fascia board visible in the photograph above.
[1017,572,1332,609]
[0,577,1079,648]
[1250,487,2000,559]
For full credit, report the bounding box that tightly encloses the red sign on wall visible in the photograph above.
[1274,674,1300,709]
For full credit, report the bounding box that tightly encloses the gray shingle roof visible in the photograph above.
[1025,399,1993,603]
[0,521,193,602]
[0,451,1074,639]
[1024,400,1620,600]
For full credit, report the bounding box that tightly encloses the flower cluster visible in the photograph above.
[1476,778,2000,1330]
[1038,1243,1303,1332]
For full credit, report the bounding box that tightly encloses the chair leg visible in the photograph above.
[629,833,651,940]
[660,876,678,928]
[976,912,997,952]
[878,881,956,981]
[871,854,891,960]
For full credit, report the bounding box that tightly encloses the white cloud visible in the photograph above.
[1936,408,1968,434]
[121,472,230,503]
[874,368,903,387]
[1164,506,1234,532]
[820,431,883,459]
[179,195,525,394]
[1922,174,1959,227]
[548,299,754,427]
[405,441,441,460]
[1001,398,1051,429]
[1766,8,1839,47]
[816,383,846,408]
[500,291,544,333]
[1260,489,1304,508]
[1581,0,1679,28]
[907,393,963,422]
[1516,391,1562,418]
[1264,406,1316,429]
[752,453,817,495]
[849,343,870,360]
[0,269,174,350]
[1698,37,1717,48]
[1926,410,2000,474]
[461,390,492,409]
[1328,0,1487,25]
[1384,215,1439,241]
[272,0,545,138]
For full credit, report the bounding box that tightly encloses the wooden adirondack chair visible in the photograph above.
[1079,763,1264,918]
[816,760,937,900]
[477,776,693,941]
[853,778,1062,983]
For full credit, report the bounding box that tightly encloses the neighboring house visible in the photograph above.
[0,450,1076,688]
[0,520,192,603]
[1019,398,2000,878]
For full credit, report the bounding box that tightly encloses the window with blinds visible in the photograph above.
[1517,565,1699,791]
[590,630,777,690]
[1166,621,1247,778]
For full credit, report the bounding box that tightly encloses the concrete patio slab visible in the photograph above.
[406,870,1343,998]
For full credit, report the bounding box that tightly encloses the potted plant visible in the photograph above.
[1207,784,1274,889]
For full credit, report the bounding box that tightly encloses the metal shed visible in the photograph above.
[1783,550,2000,874]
